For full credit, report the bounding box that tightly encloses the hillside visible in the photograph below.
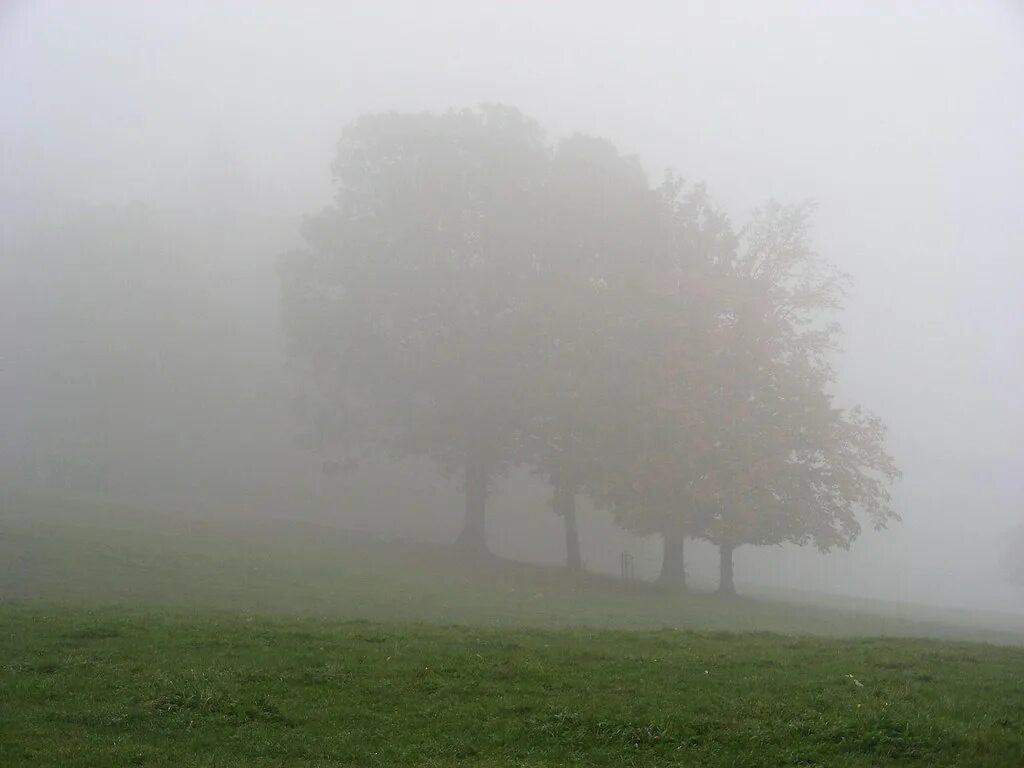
[3,492,1023,645]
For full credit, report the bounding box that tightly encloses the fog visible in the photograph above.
[2,1,1022,615]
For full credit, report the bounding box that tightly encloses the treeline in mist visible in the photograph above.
[279,105,901,594]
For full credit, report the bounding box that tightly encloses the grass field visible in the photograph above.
[3,491,1024,643]
[3,491,1024,766]
[3,604,1024,767]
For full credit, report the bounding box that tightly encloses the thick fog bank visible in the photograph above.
[1,1,1021,614]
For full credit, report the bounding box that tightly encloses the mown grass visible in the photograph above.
[2,603,1023,767]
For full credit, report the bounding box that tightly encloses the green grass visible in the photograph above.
[3,492,1024,765]
[2,603,1023,767]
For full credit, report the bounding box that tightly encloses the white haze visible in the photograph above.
[1,1,1022,613]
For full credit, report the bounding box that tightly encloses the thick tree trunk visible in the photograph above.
[555,480,582,573]
[456,452,488,554]
[657,525,687,590]
[718,543,736,596]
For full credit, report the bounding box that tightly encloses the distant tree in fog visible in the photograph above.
[581,188,899,594]
[2,201,296,509]
[579,179,739,590]
[694,201,901,594]
[280,105,900,585]
[1002,524,1024,586]
[3,204,218,494]
[279,106,549,554]
[518,134,660,573]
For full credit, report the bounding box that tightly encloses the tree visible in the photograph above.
[1,203,223,494]
[0,200,303,513]
[692,200,901,594]
[578,179,735,589]
[279,105,900,583]
[519,134,659,572]
[581,187,899,595]
[1002,524,1024,587]
[279,106,549,554]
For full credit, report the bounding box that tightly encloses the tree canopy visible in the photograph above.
[279,105,900,585]
[280,106,550,552]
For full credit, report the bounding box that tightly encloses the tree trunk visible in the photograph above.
[552,420,582,574]
[657,525,687,590]
[555,479,583,573]
[456,452,488,554]
[718,543,736,596]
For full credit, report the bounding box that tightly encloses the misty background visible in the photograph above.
[1,1,1021,612]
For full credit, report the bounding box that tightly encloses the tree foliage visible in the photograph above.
[280,106,549,551]
[280,106,900,579]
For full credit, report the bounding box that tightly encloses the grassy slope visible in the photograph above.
[4,493,1024,766]
[2,492,1023,643]
[2,604,1023,767]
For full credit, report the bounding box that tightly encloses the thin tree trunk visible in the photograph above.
[555,479,583,573]
[657,525,687,590]
[718,543,736,596]
[552,419,582,573]
[456,451,488,554]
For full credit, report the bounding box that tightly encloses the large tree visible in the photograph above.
[280,105,899,582]
[519,134,659,572]
[686,200,901,594]
[279,106,549,554]
[584,188,899,594]
[579,179,735,589]
[651,198,901,593]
